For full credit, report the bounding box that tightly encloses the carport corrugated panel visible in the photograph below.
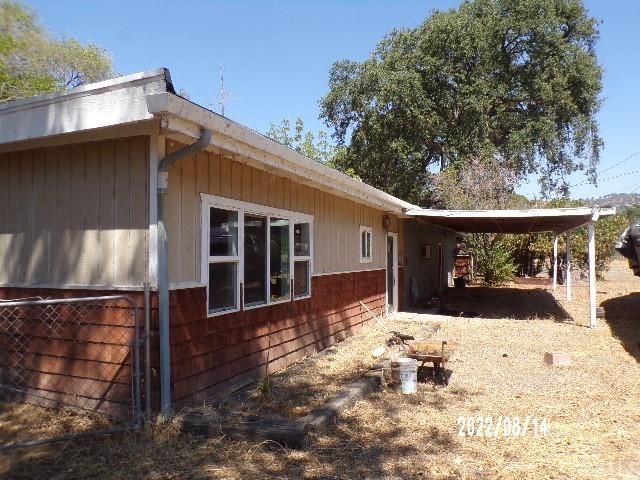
[406,208,615,234]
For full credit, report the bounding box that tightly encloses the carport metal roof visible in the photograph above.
[404,206,616,234]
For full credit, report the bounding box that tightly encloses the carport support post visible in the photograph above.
[552,236,558,291]
[588,221,597,328]
[565,231,572,301]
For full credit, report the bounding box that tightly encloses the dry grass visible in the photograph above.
[2,260,639,479]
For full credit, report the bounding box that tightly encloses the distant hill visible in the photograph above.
[583,193,640,207]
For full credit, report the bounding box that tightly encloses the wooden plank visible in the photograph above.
[43,148,59,283]
[129,136,148,285]
[250,166,264,205]
[84,142,101,285]
[18,150,33,283]
[181,412,309,447]
[282,178,291,210]
[55,146,72,284]
[0,385,131,420]
[114,139,131,286]
[99,141,116,285]
[220,155,231,198]
[241,163,252,202]
[1,351,131,383]
[231,158,242,200]
[167,154,182,283]
[208,151,221,196]
[0,154,10,283]
[181,154,197,283]
[8,370,132,401]
[313,190,322,273]
[69,143,87,284]
[195,150,209,280]
[298,373,381,430]
[5,153,21,282]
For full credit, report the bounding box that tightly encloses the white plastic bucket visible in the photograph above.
[390,358,418,394]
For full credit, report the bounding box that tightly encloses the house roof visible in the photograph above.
[405,206,617,234]
[0,68,617,228]
[0,68,413,214]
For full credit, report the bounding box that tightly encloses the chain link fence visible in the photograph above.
[0,295,145,448]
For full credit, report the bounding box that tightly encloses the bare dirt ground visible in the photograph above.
[2,259,639,479]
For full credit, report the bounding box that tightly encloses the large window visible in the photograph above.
[201,194,313,316]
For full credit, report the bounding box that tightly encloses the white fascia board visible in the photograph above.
[0,69,169,145]
[405,206,617,219]
[146,92,414,214]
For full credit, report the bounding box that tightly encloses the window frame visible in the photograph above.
[359,225,373,263]
[293,221,312,299]
[201,194,314,317]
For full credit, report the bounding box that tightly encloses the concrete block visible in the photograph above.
[544,351,572,366]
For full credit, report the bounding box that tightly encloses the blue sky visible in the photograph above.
[27,0,640,200]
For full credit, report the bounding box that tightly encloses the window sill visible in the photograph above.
[207,307,240,318]
[359,258,373,264]
[206,295,313,317]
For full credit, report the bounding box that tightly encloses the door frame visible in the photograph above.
[437,242,444,291]
[386,232,399,315]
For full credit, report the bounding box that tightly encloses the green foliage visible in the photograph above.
[622,204,640,225]
[266,117,361,180]
[320,0,603,203]
[0,1,113,102]
[472,234,517,286]
[503,197,631,277]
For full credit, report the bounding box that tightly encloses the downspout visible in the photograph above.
[157,128,212,420]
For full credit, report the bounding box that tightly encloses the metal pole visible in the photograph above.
[157,192,172,420]
[566,231,572,301]
[133,302,141,428]
[143,282,151,422]
[588,222,597,328]
[156,129,211,421]
[552,235,558,291]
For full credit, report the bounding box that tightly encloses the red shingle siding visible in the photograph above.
[168,269,386,405]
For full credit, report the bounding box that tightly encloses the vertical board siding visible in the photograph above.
[0,137,150,287]
[166,140,397,285]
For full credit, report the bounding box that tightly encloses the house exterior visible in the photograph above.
[0,69,454,414]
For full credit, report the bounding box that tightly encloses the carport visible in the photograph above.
[404,206,617,327]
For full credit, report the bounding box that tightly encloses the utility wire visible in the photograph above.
[571,150,640,187]
[572,169,640,188]
[597,150,640,176]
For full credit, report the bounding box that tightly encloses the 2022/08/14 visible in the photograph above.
[457,416,549,437]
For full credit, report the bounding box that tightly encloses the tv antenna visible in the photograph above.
[218,64,230,116]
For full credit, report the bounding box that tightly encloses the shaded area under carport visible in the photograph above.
[404,206,617,328]
[401,286,572,322]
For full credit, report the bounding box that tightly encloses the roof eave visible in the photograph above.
[146,92,414,214]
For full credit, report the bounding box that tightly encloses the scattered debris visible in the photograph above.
[371,346,386,358]
[437,307,481,318]
[544,351,572,366]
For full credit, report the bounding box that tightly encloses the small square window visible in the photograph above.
[359,226,373,263]
[294,260,310,298]
[420,244,432,259]
[208,262,238,312]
